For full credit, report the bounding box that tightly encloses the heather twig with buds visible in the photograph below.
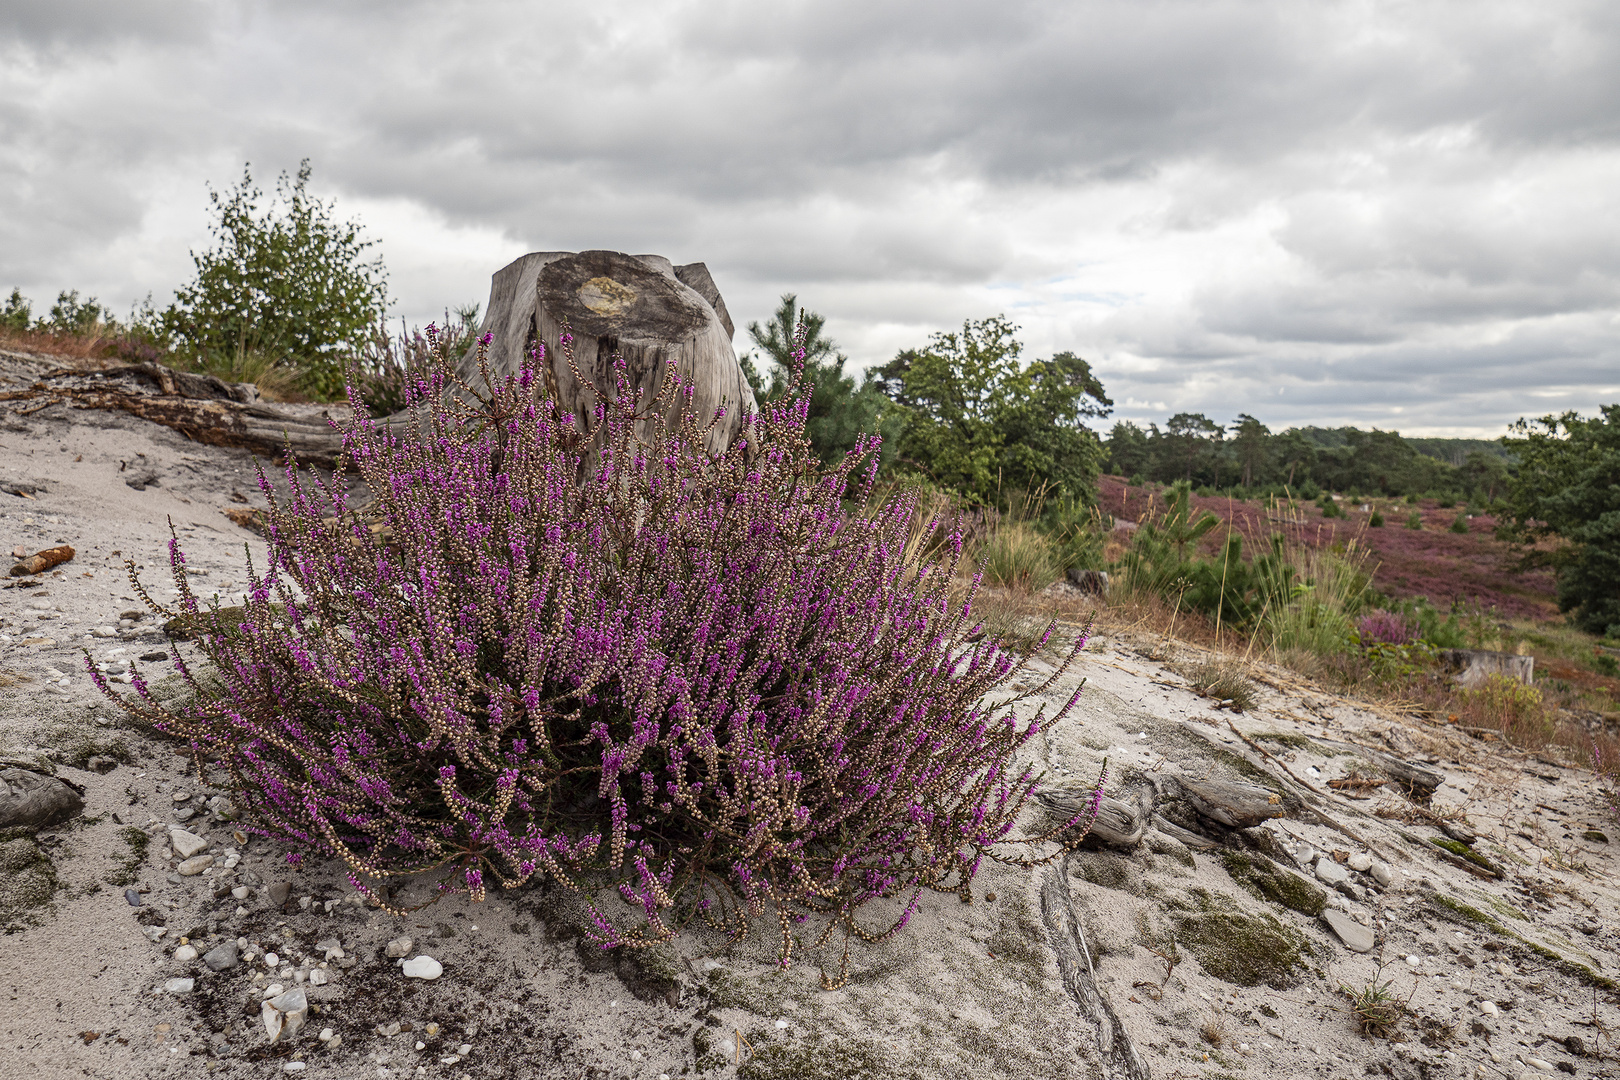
[98,321,1100,981]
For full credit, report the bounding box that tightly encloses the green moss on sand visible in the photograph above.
[1167,888,1313,988]
[0,838,58,931]
[739,1033,897,1080]
[1430,838,1505,877]
[1221,852,1327,917]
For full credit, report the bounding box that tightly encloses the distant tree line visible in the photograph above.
[1101,413,1514,503]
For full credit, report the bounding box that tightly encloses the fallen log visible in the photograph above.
[1,251,755,464]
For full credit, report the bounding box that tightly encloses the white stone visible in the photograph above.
[232,885,250,901]
[164,978,194,994]
[1347,851,1373,872]
[1479,1000,1499,1016]
[176,854,214,876]
[168,828,208,858]
[173,945,198,962]
[308,968,329,986]
[1525,1059,1554,1073]
[1404,954,1423,967]
[1369,861,1394,887]
[458,1043,472,1055]
[262,986,308,1044]
[385,937,413,958]
[1322,909,1375,953]
[1315,857,1350,885]
[264,952,280,967]
[402,955,443,980]
[319,1028,334,1042]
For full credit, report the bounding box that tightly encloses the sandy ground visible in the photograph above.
[2,351,1617,1080]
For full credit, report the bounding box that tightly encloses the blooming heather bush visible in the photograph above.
[98,325,1099,980]
[1356,611,1419,647]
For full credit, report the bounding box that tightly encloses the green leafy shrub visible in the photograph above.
[1449,513,1469,534]
[1405,511,1423,530]
[159,160,389,401]
[1369,510,1385,528]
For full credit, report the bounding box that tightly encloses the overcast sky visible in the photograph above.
[4,0,1618,436]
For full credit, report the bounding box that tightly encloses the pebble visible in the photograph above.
[319,1028,334,1042]
[168,828,209,859]
[262,986,309,1044]
[164,978,194,994]
[177,855,214,876]
[267,882,292,905]
[264,952,281,967]
[1322,909,1376,953]
[1525,1059,1554,1073]
[1347,851,1372,872]
[308,969,329,986]
[458,1043,472,1056]
[1315,857,1350,885]
[1479,1000,1500,1015]
[402,955,443,980]
[142,926,167,943]
[125,888,142,907]
[231,886,250,901]
[1369,861,1394,887]
[385,937,414,958]
[174,945,199,963]
[1404,954,1423,968]
[204,941,240,971]
[172,790,190,803]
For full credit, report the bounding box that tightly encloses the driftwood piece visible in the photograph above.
[1151,813,1218,851]
[1041,853,1152,1080]
[1176,776,1288,829]
[1037,783,1155,849]
[9,544,74,577]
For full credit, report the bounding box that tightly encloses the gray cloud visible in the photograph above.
[1,0,1617,436]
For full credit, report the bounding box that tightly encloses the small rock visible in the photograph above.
[318,1028,334,1042]
[267,882,292,905]
[1404,954,1423,968]
[1314,856,1350,885]
[262,986,308,1044]
[458,1043,472,1055]
[1347,851,1372,872]
[1479,1000,1499,1016]
[385,936,414,958]
[1369,861,1394,887]
[140,651,169,662]
[0,768,84,829]
[283,1064,305,1074]
[308,968,329,986]
[401,955,443,980]
[142,926,166,943]
[171,790,190,803]
[176,854,214,876]
[125,888,142,907]
[1322,909,1376,953]
[168,828,208,859]
[263,952,280,967]
[164,978,194,994]
[1525,1059,1554,1073]
[174,945,198,963]
[203,941,240,971]
[231,885,250,901]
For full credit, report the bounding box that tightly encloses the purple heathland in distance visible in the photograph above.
[96,324,1102,979]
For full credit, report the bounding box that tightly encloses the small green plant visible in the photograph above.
[1405,511,1423,530]
[1437,496,1455,509]
[1463,673,1552,744]
[0,287,30,332]
[1405,493,1420,505]
[1184,660,1257,711]
[1450,513,1469,534]
[1340,976,1406,1037]
[975,521,1064,593]
[1369,510,1385,527]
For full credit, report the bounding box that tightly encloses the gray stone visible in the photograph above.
[177,854,214,876]
[168,828,208,859]
[267,882,292,905]
[125,888,142,907]
[164,977,194,994]
[1322,909,1376,953]
[1369,861,1394,887]
[1314,856,1350,885]
[0,768,83,829]
[385,936,413,958]
[203,940,240,971]
[1347,851,1372,872]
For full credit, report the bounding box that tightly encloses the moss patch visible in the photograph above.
[1426,893,1508,935]
[1430,838,1505,877]
[109,825,151,887]
[1221,852,1327,917]
[0,838,58,931]
[987,895,1048,983]
[738,1032,898,1080]
[1166,888,1313,988]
